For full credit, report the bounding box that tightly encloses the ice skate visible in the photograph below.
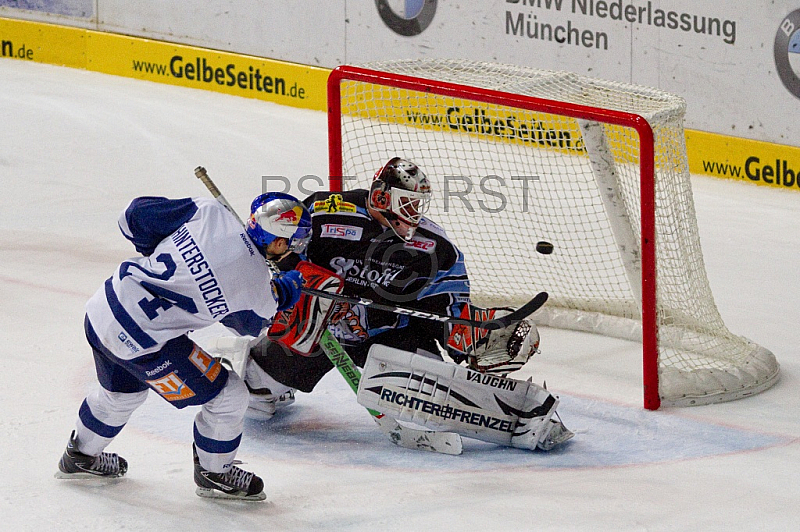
[193,445,266,501]
[245,383,296,421]
[55,431,128,479]
[537,419,575,451]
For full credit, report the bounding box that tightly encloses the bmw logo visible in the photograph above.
[774,9,800,100]
[375,0,437,36]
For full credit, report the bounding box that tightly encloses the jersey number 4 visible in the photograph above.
[120,253,199,319]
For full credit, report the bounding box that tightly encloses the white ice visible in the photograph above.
[1,58,799,531]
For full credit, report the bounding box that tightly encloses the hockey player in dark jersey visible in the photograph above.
[239,158,542,421]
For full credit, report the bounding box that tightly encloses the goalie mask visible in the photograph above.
[369,157,432,241]
[247,192,312,254]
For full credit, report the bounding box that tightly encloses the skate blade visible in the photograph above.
[195,487,266,501]
[54,470,125,480]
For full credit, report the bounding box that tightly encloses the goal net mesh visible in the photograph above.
[329,59,779,407]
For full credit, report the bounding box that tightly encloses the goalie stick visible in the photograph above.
[318,330,463,455]
[194,166,549,330]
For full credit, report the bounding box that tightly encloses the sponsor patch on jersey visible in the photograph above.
[404,235,437,253]
[328,302,369,342]
[189,347,221,382]
[321,223,363,241]
[329,257,403,288]
[313,194,357,214]
[117,331,140,353]
[146,372,196,402]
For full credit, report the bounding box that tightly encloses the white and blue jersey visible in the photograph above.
[86,196,278,361]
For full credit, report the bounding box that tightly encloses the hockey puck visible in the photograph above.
[536,241,554,254]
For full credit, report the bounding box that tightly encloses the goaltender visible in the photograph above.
[220,157,572,451]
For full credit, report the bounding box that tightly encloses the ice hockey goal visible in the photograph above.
[326,59,779,409]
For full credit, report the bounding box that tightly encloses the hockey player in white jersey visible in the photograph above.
[55,192,311,501]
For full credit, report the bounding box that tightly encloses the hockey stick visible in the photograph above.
[196,166,286,277]
[318,330,463,455]
[195,166,246,227]
[195,166,548,330]
[304,288,548,330]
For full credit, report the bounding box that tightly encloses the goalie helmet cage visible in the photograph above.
[326,59,779,410]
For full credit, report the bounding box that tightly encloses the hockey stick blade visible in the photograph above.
[495,291,549,328]
[319,331,463,455]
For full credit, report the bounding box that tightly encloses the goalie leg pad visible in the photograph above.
[357,345,566,449]
[507,384,559,451]
[536,418,575,451]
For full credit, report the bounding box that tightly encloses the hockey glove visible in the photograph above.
[470,313,540,376]
[271,270,304,311]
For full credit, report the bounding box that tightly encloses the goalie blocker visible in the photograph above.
[357,345,573,451]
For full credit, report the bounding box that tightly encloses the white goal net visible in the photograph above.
[327,59,779,409]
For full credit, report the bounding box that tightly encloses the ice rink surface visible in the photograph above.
[1,58,798,531]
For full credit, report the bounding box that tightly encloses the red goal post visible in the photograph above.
[326,60,779,410]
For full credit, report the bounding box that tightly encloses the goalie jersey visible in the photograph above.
[85,196,278,361]
[299,189,470,354]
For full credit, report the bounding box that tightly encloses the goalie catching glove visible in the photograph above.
[448,307,540,376]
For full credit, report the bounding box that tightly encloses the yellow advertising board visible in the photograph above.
[686,129,800,191]
[339,82,585,153]
[84,31,328,110]
[0,17,86,68]
[1,16,328,111]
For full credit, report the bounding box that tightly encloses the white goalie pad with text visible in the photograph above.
[357,345,563,450]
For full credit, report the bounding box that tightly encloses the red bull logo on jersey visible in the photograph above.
[146,372,196,402]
